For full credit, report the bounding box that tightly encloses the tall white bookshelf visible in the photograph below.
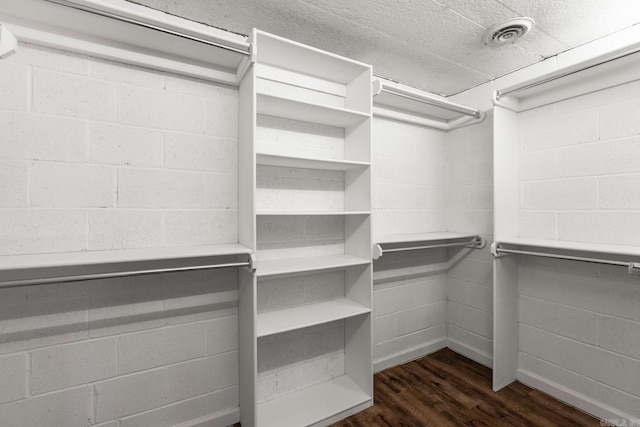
[238,30,373,426]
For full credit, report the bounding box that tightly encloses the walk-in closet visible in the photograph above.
[0,1,639,426]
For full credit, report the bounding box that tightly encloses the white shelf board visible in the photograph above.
[257,92,369,127]
[497,238,640,258]
[257,298,370,337]
[256,153,370,171]
[374,90,462,121]
[258,375,371,427]
[256,254,370,277]
[375,232,478,245]
[257,210,370,216]
[0,244,252,284]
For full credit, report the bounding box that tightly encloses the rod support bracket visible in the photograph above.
[372,244,383,260]
[491,242,508,258]
[471,236,486,249]
[0,24,18,59]
[629,262,640,276]
[248,253,257,273]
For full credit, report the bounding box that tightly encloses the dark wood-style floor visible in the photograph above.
[330,348,600,427]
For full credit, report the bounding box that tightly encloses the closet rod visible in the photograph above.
[496,46,640,99]
[493,244,640,275]
[44,0,252,56]
[378,237,484,255]
[0,258,253,289]
[379,86,481,118]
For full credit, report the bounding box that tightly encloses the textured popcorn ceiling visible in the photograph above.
[128,0,640,96]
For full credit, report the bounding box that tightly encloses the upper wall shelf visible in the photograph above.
[494,32,640,112]
[372,79,485,130]
[0,0,250,85]
[0,244,253,288]
[493,238,640,261]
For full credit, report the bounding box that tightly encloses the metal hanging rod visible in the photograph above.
[373,236,485,259]
[0,256,255,289]
[373,80,481,119]
[496,45,640,100]
[492,243,640,276]
[44,0,252,56]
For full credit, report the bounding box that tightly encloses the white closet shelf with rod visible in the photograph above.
[493,30,640,113]
[373,232,486,260]
[1,0,251,86]
[0,244,255,288]
[372,79,485,130]
[492,240,640,276]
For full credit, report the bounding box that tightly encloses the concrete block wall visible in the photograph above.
[372,118,448,235]
[0,43,238,255]
[256,114,344,160]
[0,269,240,427]
[371,117,450,370]
[257,270,346,394]
[514,77,640,418]
[256,166,345,212]
[0,44,241,426]
[257,320,345,403]
[518,256,640,417]
[445,114,494,367]
[518,79,640,244]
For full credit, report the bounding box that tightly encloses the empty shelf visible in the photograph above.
[256,254,370,277]
[0,243,253,287]
[258,375,371,427]
[257,210,370,216]
[257,93,369,127]
[495,237,640,258]
[255,30,370,84]
[257,298,370,337]
[256,153,370,171]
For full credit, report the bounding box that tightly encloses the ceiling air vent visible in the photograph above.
[482,17,535,46]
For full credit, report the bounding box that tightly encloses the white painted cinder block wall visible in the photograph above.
[371,118,450,371]
[0,43,241,427]
[516,79,640,417]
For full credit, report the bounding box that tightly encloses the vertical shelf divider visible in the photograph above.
[238,60,258,426]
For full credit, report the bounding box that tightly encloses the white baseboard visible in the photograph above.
[446,338,492,368]
[175,408,239,427]
[373,337,447,372]
[517,369,635,423]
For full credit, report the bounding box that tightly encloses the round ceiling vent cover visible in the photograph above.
[482,17,535,46]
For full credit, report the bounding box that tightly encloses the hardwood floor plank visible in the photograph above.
[330,349,601,427]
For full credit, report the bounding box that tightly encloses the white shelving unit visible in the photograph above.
[239,30,373,426]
